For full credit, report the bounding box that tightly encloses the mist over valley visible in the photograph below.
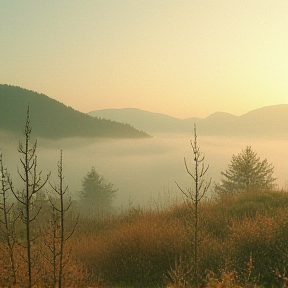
[1,131,287,210]
[1,85,287,210]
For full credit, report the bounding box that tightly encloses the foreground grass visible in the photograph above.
[1,189,288,287]
[71,189,288,287]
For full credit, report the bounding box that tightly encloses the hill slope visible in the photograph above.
[89,105,288,138]
[89,108,193,133]
[0,85,150,139]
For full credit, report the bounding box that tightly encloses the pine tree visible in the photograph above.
[215,146,276,196]
[81,167,117,216]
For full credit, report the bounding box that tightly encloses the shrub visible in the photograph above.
[228,209,288,286]
[76,210,190,286]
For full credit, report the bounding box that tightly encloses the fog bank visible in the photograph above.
[1,132,287,210]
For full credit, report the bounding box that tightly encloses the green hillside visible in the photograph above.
[0,85,150,139]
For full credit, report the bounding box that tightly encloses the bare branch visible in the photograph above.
[65,214,79,242]
[29,207,42,223]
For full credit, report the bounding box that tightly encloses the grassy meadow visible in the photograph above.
[2,189,288,287]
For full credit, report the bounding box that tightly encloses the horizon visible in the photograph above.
[87,103,288,119]
[1,1,288,118]
[2,83,288,120]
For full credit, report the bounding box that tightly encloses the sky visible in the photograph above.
[1,0,288,119]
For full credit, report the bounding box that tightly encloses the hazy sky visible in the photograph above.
[1,1,288,118]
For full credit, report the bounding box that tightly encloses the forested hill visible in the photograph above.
[0,85,150,139]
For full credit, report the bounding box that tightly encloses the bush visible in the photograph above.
[71,190,288,287]
[228,208,288,286]
[76,210,190,286]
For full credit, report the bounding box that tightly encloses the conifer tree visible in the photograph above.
[81,167,117,216]
[215,146,276,196]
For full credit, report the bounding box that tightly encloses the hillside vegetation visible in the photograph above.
[0,85,150,139]
[1,189,288,287]
[71,190,288,287]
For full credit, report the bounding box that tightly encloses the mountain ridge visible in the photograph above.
[89,105,288,138]
[0,85,150,139]
[89,108,187,134]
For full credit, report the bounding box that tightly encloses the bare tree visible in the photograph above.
[42,150,78,288]
[0,153,18,285]
[176,124,211,283]
[8,106,50,287]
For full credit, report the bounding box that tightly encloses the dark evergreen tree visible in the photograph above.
[80,167,117,216]
[215,146,276,196]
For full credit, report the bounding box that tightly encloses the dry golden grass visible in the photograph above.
[0,236,92,287]
[74,209,190,286]
[1,189,288,287]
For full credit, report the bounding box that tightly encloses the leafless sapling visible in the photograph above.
[0,152,19,285]
[43,150,78,288]
[175,124,211,283]
[8,106,50,287]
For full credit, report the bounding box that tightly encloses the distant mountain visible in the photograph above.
[89,105,288,138]
[202,111,237,122]
[88,108,193,134]
[238,105,288,137]
[0,85,150,139]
